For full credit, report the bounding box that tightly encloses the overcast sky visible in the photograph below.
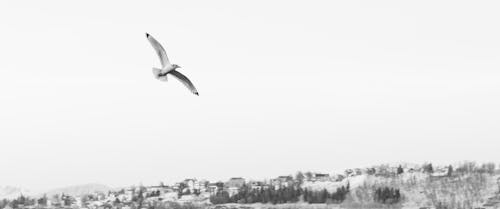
[0,0,499,192]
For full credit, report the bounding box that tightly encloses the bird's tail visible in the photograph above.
[153,68,168,81]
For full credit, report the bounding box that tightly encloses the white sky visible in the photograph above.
[0,0,499,192]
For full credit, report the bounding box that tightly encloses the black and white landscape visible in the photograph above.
[0,162,499,209]
[0,1,499,209]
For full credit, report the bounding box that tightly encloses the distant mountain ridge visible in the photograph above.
[40,183,112,197]
[0,186,32,199]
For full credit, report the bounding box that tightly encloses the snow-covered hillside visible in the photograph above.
[302,175,367,192]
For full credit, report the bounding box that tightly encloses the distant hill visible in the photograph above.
[41,183,112,197]
[0,186,32,199]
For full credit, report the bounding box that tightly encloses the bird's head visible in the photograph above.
[172,64,181,69]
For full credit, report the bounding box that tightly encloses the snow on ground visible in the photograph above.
[302,175,367,192]
[161,192,179,201]
[209,203,343,209]
[177,194,210,204]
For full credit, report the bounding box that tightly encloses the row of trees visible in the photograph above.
[5,195,40,208]
[373,187,401,204]
[0,200,8,209]
[1,193,82,209]
[210,183,351,205]
[422,163,453,176]
[210,185,303,204]
[1,192,111,209]
[421,162,497,175]
[303,185,350,204]
[455,162,496,174]
[146,190,161,198]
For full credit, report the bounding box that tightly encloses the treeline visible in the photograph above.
[373,187,401,204]
[210,185,302,204]
[455,162,496,174]
[2,195,37,208]
[210,183,350,205]
[421,162,497,175]
[0,199,9,209]
[303,184,349,204]
[5,194,75,208]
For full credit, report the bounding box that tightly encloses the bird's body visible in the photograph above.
[146,33,199,95]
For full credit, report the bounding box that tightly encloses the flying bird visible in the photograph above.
[146,33,199,96]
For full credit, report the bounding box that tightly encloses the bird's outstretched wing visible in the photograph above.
[169,70,199,96]
[146,33,170,68]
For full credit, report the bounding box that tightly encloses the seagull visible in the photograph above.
[146,33,199,96]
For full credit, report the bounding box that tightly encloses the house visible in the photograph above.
[208,183,218,195]
[183,179,197,192]
[172,183,181,191]
[331,174,345,182]
[345,169,354,177]
[249,181,266,190]
[430,167,449,178]
[225,177,245,196]
[208,182,224,195]
[271,176,294,188]
[346,168,363,176]
[146,185,162,192]
[312,173,330,181]
[355,168,363,175]
[173,179,199,194]
[375,165,396,177]
[226,177,245,188]
[119,188,134,202]
[177,178,209,193]
[364,168,376,175]
[196,180,209,192]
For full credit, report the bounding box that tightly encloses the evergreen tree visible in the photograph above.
[295,172,305,185]
[303,189,308,202]
[137,187,145,209]
[37,195,48,206]
[304,171,313,181]
[209,191,230,204]
[375,188,381,202]
[423,163,434,173]
[321,189,328,203]
[447,165,453,177]
[397,165,404,175]
[374,187,402,204]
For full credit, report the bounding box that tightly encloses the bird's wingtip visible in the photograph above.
[194,92,199,96]
[146,33,150,38]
